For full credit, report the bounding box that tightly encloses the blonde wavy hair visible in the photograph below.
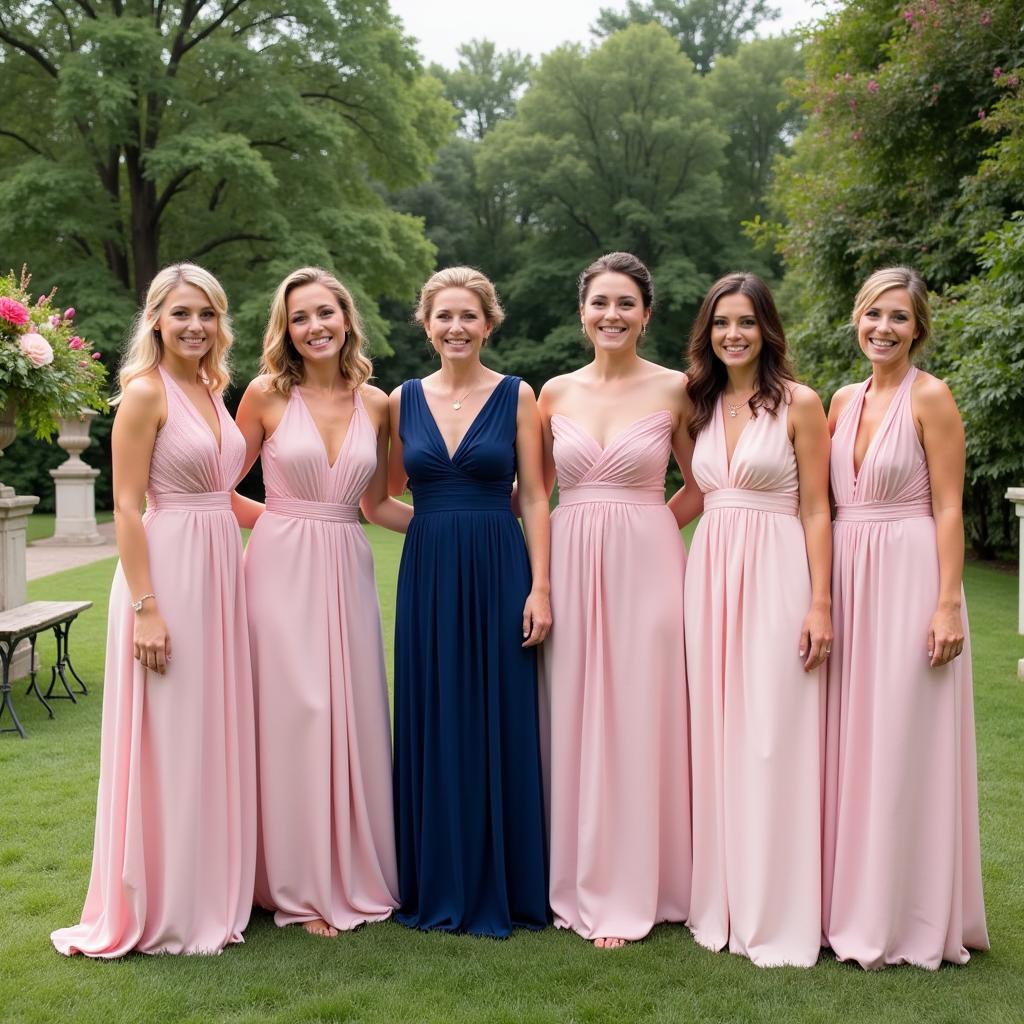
[852,266,932,354]
[113,263,233,405]
[415,266,505,332]
[260,267,373,394]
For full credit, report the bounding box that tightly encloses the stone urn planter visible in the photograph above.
[45,408,103,545]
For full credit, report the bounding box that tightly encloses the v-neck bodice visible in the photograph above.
[400,375,520,514]
[830,367,929,507]
[691,390,797,499]
[552,410,672,493]
[150,366,245,496]
[261,386,376,506]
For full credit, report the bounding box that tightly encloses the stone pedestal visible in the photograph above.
[1006,486,1024,681]
[0,485,41,680]
[46,409,103,546]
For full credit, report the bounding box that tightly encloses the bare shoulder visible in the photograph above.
[789,381,825,413]
[538,372,578,411]
[912,369,957,408]
[517,379,538,406]
[827,382,860,418]
[118,372,164,415]
[242,373,283,406]
[360,383,389,413]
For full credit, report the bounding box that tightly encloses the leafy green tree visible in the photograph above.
[430,40,532,141]
[593,0,780,74]
[477,23,736,379]
[0,0,452,370]
[705,35,805,225]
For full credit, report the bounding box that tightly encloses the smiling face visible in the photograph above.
[580,271,649,352]
[286,282,347,365]
[425,287,490,362]
[157,283,219,364]
[856,286,916,368]
[710,292,762,372]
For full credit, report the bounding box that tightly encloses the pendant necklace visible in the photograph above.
[451,382,477,411]
[725,391,754,419]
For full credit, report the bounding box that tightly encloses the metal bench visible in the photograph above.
[0,600,93,738]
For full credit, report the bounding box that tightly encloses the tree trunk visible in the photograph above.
[125,145,159,303]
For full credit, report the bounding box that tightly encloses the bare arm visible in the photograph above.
[360,387,413,533]
[232,377,271,529]
[791,385,833,671]
[916,376,967,667]
[516,382,552,648]
[667,378,704,529]
[111,376,171,675]
[387,386,409,498]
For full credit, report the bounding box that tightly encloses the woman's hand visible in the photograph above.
[134,606,172,675]
[928,604,964,668]
[799,604,832,672]
[522,589,552,648]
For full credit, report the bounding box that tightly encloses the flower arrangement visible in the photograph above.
[0,266,108,438]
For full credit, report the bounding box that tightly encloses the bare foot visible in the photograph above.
[594,936,628,949]
[302,918,339,938]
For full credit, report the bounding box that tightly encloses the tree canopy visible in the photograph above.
[0,0,453,365]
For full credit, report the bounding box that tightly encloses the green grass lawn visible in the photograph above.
[1,543,1022,1024]
[26,511,114,544]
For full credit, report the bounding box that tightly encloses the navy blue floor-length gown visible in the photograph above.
[394,375,548,936]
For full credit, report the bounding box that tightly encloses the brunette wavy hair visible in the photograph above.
[260,266,373,395]
[686,272,796,439]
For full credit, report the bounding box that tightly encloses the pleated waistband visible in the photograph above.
[265,496,360,523]
[412,480,511,514]
[702,488,798,517]
[835,499,933,522]
[147,491,231,512]
[558,484,664,506]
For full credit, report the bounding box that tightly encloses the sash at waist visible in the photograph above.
[835,499,933,523]
[558,484,664,507]
[147,491,231,512]
[266,496,360,523]
[411,479,511,514]
[702,488,798,517]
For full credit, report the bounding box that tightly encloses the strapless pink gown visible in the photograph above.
[824,367,988,969]
[541,411,690,942]
[52,367,256,957]
[684,392,824,967]
[244,386,398,930]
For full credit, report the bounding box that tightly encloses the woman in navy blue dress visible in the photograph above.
[388,267,551,936]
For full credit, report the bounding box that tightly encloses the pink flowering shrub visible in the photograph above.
[0,265,108,438]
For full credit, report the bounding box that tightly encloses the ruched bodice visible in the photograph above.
[261,387,376,507]
[551,411,671,497]
[830,366,931,509]
[149,366,245,498]
[400,376,518,513]
[692,393,797,499]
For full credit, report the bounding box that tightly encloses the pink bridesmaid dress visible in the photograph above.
[52,367,257,957]
[541,411,690,942]
[244,386,398,930]
[824,366,988,969]
[684,390,824,967]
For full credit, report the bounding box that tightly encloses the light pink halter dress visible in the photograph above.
[52,366,257,957]
[244,386,398,931]
[684,389,824,967]
[824,366,988,969]
[541,411,690,942]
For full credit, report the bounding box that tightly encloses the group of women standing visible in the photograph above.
[52,253,988,971]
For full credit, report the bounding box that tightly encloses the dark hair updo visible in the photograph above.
[578,252,654,310]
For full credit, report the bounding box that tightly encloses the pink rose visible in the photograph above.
[19,332,54,367]
[63,307,76,320]
[0,297,30,326]
[49,314,62,328]
[68,336,84,350]
[91,352,101,360]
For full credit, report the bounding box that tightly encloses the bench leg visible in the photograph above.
[24,634,54,718]
[0,640,26,738]
[45,617,88,700]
